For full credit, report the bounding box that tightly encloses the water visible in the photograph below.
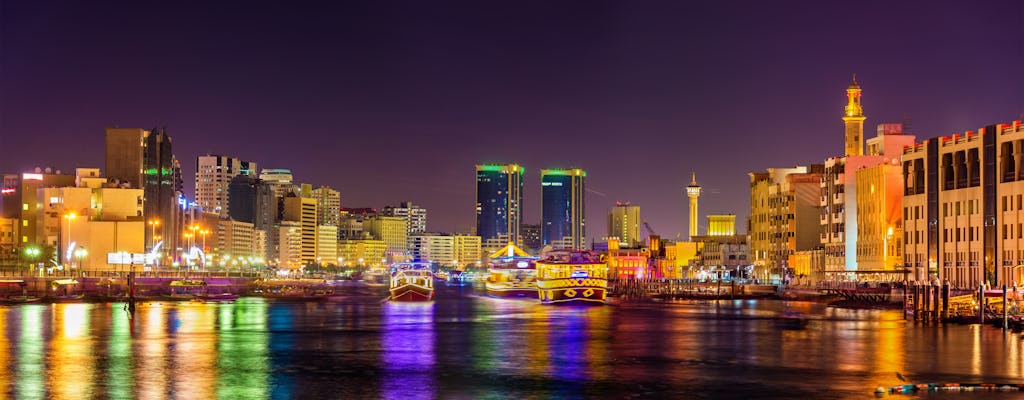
[2,294,1023,399]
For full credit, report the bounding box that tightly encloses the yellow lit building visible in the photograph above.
[337,237,387,269]
[605,239,651,280]
[278,221,303,269]
[607,202,641,248]
[855,160,903,275]
[902,121,1024,287]
[748,166,823,281]
[707,214,736,236]
[316,225,338,265]
[281,195,317,264]
[363,215,408,255]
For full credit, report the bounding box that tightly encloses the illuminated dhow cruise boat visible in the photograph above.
[484,242,538,298]
[535,249,608,305]
[389,261,435,302]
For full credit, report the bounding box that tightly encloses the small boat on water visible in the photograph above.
[167,279,206,300]
[0,296,42,305]
[195,292,239,302]
[389,262,434,302]
[536,249,608,305]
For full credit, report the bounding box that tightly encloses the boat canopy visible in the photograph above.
[488,242,531,259]
[52,279,79,286]
[0,280,26,287]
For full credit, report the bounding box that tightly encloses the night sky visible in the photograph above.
[2,1,1022,240]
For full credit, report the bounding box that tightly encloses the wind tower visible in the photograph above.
[686,172,702,240]
[843,74,865,156]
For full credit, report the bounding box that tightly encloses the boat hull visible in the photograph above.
[537,278,608,305]
[484,283,538,298]
[195,293,239,302]
[0,296,41,305]
[390,284,434,302]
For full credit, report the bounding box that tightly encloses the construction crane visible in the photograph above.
[642,221,657,238]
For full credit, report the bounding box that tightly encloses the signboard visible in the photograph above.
[107,252,153,265]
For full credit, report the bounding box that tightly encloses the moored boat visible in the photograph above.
[485,243,539,298]
[536,250,608,305]
[390,262,434,302]
[0,296,42,305]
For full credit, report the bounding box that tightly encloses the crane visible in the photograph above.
[643,221,657,238]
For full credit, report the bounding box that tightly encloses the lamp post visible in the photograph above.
[74,248,87,277]
[24,246,41,276]
[148,218,160,248]
[63,212,77,275]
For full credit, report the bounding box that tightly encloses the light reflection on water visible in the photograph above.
[3,297,1024,399]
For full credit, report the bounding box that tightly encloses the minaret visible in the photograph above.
[686,172,702,240]
[843,74,865,156]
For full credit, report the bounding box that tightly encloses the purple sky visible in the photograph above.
[2,1,1022,241]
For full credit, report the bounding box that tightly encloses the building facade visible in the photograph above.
[748,165,824,281]
[383,201,427,234]
[312,186,341,227]
[475,164,524,245]
[195,155,257,218]
[707,214,736,236]
[607,202,641,248]
[541,168,585,249]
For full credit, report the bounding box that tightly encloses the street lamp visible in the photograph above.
[63,211,77,270]
[74,248,87,275]
[23,246,41,275]
[148,218,160,249]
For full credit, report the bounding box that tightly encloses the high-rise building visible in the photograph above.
[901,121,1024,287]
[312,186,341,227]
[607,202,641,248]
[521,223,542,252]
[104,127,180,258]
[541,168,585,249]
[406,233,482,268]
[855,160,903,273]
[215,219,258,261]
[259,169,295,198]
[195,155,257,218]
[707,215,736,236]
[281,194,317,265]
[475,164,524,244]
[686,173,702,240]
[383,201,427,234]
[748,165,824,281]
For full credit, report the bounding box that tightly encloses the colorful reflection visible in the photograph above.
[216,298,269,400]
[382,302,436,400]
[48,303,95,399]
[171,303,218,399]
[107,304,133,400]
[17,305,46,400]
[0,309,10,396]
[135,304,168,399]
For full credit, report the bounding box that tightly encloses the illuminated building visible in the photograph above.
[383,201,427,234]
[748,165,823,281]
[475,164,524,244]
[281,194,317,264]
[902,121,1024,287]
[278,221,303,269]
[453,235,482,268]
[407,234,455,266]
[686,173,702,240]
[32,169,146,271]
[258,169,295,198]
[363,215,407,255]
[195,155,257,218]
[7,169,75,245]
[214,219,259,262]
[541,168,585,249]
[707,214,736,236]
[691,235,749,279]
[312,186,341,227]
[821,80,915,277]
[854,159,904,275]
[315,225,338,265]
[605,239,651,279]
[521,224,542,252]
[104,127,182,258]
[0,218,16,266]
[607,202,640,248]
[337,238,387,268]
[843,74,866,157]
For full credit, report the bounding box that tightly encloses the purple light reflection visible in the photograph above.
[381,302,436,400]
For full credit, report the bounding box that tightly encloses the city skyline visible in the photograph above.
[2,2,1023,240]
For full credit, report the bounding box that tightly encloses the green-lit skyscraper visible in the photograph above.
[475,164,524,244]
[541,168,585,249]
